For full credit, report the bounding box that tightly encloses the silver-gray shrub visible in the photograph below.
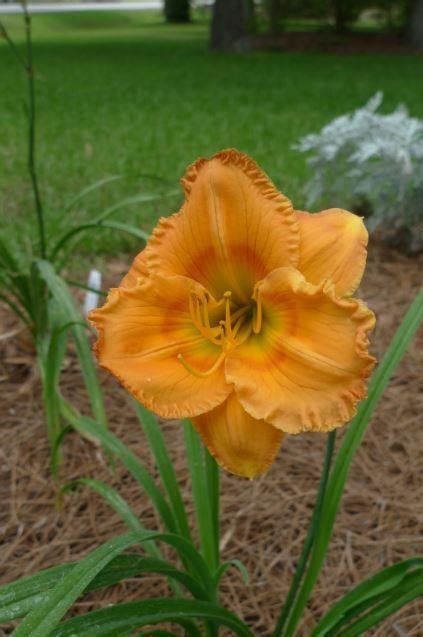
[295,92,423,253]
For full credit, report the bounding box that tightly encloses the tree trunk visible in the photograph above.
[164,0,190,23]
[210,0,255,52]
[408,0,423,49]
[332,0,350,33]
[266,0,283,35]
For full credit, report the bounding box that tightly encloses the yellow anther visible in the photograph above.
[177,351,226,377]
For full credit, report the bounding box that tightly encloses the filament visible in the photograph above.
[177,351,226,377]
[252,287,263,334]
[184,287,259,377]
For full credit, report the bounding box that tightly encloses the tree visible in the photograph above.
[210,0,255,52]
[266,0,284,34]
[408,0,423,48]
[164,0,190,23]
[331,0,363,32]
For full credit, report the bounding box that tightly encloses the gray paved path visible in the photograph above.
[0,2,162,15]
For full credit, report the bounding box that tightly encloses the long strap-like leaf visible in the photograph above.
[50,598,254,637]
[0,553,207,624]
[64,410,177,534]
[134,402,192,543]
[37,260,108,429]
[311,558,423,636]
[11,534,138,637]
[283,291,423,636]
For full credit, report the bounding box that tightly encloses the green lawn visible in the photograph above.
[1,10,423,258]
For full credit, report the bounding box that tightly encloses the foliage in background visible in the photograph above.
[164,0,191,23]
[262,0,413,32]
[2,11,423,255]
[295,92,423,254]
[0,7,170,470]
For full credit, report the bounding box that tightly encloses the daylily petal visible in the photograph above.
[120,250,149,289]
[146,149,299,305]
[192,392,284,479]
[89,274,232,419]
[297,209,368,296]
[226,267,376,434]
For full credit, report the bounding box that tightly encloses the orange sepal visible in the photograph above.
[192,393,284,479]
[297,209,368,296]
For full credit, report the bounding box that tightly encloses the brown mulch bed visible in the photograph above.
[252,31,421,55]
[0,242,422,636]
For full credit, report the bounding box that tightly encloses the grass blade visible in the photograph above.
[283,291,423,636]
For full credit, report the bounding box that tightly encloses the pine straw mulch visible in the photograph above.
[0,241,422,637]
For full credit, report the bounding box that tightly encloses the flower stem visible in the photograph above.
[23,3,47,259]
[272,430,336,637]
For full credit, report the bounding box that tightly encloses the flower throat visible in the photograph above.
[177,287,263,377]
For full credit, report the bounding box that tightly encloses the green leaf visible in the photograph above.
[214,560,249,586]
[60,477,159,557]
[0,292,31,327]
[37,261,108,430]
[51,221,149,267]
[311,558,423,636]
[204,446,220,569]
[50,599,254,637]
[335,570,423,637]
[134,402,192,543]
[11,534,139,637]
[36,304,70,456]
[0,554,205,624]
[50,190,178,263]
[63,410,176,535]
[282,291,423,637]
[61,174,124,214]
[55,417,215,596]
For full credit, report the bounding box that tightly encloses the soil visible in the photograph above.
[0,241,422,636]
[252,31,422,55]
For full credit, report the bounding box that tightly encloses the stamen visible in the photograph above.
[177,351,226,377]
[252,287,263,334]
[223,291,234,340]
[189,290,223,346]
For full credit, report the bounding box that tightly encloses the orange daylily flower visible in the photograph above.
[90,150,376,479]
